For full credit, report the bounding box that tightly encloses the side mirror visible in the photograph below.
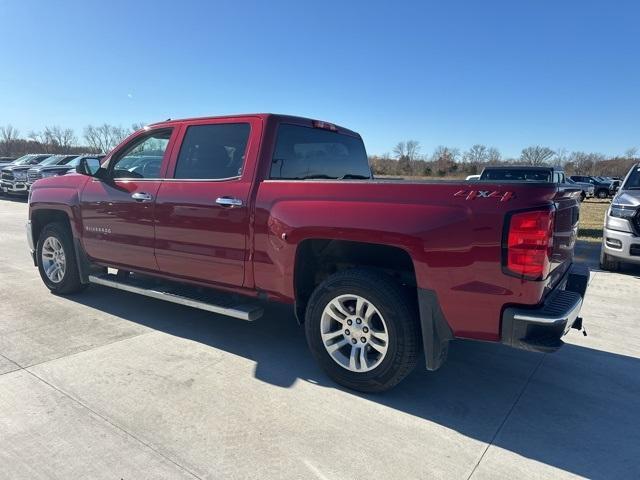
[76,157,102,177]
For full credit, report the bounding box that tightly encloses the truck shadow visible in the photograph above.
[68,287,640,480]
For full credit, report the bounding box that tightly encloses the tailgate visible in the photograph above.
[547,186,581,290]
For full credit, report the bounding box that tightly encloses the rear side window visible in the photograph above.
[174,123,250,179]
[270,124,371,180]
[480,169,551,182]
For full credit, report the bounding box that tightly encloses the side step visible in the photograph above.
[88,273,264,321]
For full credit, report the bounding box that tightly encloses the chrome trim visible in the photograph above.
[513,295,583,326]
[216,196,243,207]
[88,275,263,321]
[131,192,153,202]
[93,176,242,182]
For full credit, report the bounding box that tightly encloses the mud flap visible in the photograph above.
[417,288,454,370]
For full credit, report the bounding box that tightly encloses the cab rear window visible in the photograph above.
[270,124,371,180]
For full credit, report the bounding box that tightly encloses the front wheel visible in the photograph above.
[305,269,421,393]
[600,251,620,272]
[37,222,86,294]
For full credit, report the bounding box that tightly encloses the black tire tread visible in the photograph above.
[305,268,420,393]
[37,222,86,295]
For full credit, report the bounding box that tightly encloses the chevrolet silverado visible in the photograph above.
[27,114,589,392]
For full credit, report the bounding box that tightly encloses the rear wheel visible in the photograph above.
[305,269,420,393]
[37,222,86,294]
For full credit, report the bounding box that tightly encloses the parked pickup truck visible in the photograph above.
[27,114,589,392]
[479,165,594,201]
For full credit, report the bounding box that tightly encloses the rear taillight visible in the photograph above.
[504,209,555,280]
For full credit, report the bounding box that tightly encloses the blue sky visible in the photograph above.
[1,0,638,157]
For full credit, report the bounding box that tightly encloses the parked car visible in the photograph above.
[600,164,640,271]
[27,155,104,187]
[566,177,595,201]
[0,156,17,167]
[1,154,54,194]
[26,114,589,392]
[570,175,612,199]
[465,174,480,180]
[610,178,622,194]
[25,155,78,187]
[27,155,104,188]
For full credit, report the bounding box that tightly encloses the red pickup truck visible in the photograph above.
[27,114,589,392]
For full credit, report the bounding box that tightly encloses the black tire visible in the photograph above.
[580,192,586,202]
[599,251,620,272]
[596,189,608,199]
[305,268,421,393]
[37,222,86,295]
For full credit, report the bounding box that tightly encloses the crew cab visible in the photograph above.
[27,114,589,392]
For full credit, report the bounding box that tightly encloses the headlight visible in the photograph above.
[14,172,27,181]
[609,204,638,219]
[41,171,58,178]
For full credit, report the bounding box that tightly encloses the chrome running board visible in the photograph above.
[88,274,263,321]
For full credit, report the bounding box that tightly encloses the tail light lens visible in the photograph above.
[505,209,555,280]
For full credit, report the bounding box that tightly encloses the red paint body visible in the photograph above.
[29,114,580,342]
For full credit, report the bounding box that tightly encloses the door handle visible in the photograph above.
[215,196,243,208]
[131,192,153,202]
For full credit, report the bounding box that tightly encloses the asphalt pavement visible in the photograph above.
[1,197,639,480]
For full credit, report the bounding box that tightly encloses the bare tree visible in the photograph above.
[520,146,555,165]
[393,140,421,162]
[552,147,569,166]
[83,124,128,153]
[463,144,488,164]
[625,147,638,159]
[0,125,20,155]
[568,151,606,175]
[487,147,501,164]
[431,145,458,175]
[131,122,146,133]
[42,126,77,152]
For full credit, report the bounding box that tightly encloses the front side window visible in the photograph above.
[174,123,250,179]
[270,124,371,180]
[111,129,172,179]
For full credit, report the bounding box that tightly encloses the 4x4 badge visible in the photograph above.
[454,190,514,201]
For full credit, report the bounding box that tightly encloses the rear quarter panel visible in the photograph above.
[254,180,568,341]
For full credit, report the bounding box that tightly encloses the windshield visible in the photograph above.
[39,155,66,166]
[66,157,83,167]
[622,166,640,190]
[11,154,36,166]
[480,168,551,182]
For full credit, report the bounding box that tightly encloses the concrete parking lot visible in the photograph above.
[1,197,639,480]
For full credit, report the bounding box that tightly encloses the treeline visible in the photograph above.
[1,125,637,178]
[0,123,145,157]
[370,141,639,178]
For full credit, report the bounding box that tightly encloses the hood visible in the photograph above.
[29,172,89,191]
[2,164,33,173]
[613,190,640,207]
[29,163,75,173]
